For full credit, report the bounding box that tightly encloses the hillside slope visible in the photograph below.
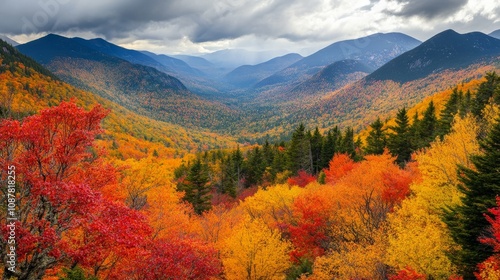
[255,32,421,89]
[17,34,241,131]
[1,39,236,155]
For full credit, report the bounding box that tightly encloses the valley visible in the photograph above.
[1,25,500,280]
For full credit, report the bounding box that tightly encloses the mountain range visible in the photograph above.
[10,29,500,142]
[254,32,421,90]
[16,34,240,131]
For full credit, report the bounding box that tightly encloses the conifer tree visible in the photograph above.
[472,72,499,117]
[177,158,212,214]
[310,127,323,173]
[340,127,356,158]
[220,155,237,197]
[388,107,413,165]
[365,117,387,155]
[444,113,500,279]
[415,101,438,149]
[439,88,461,137]
[287,124,313,174]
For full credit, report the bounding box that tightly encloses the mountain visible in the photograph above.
[255,33,421,89]
[141,51,204,77]
[224,53,303,87]
[201,49,288,69]
[0,38,236,152]
[243,30,500,140]
[0,35,18,46]
[490,29,500,39]
[367,30,500,83]
[72,37,165,69]
[17,34,240,131]
[172,54,214,70]
[291,59,374,95]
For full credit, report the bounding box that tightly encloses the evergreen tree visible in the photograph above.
[444,112,500,279]
[177,158,212,214]
[472,72,499,117]
[365,117,387,155]
[271,144,287,179]
[220,155,237,197]
[415,101,438,149]
[388,107,413,165]
[286,124,313,174]
[262,139,275,167]
[232,146,244,190]
[310,127,323,173]
[244,147,265,187]
[340,127,356,158]
[439,88,461,137]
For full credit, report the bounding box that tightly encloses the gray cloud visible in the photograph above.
[0,0,499,54]
[386,0,469,19]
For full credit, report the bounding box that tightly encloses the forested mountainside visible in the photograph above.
[1,26,500,280]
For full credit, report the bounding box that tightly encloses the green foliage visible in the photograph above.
[388,107,413,165]
[365,117,387,155]
[59,266,98,280]
[286,124,313,174]
[413,101,438,150]
[177,158,212,214]
[472,72,500,117]
[444,112,500,279]
[286,258,313,280]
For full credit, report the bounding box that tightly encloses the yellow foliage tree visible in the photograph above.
[241,184,304,226]
[222,217,292,280]
[386,115,480,278]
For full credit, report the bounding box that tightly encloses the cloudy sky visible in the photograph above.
[1,0,499,56]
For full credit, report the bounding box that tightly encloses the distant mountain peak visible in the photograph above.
[367,29,500,83]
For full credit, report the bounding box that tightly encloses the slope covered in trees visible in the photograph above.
[2,31,500,280]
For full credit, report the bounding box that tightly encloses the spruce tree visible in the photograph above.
[310,127,323,173]
[177,158,212,214]
[472,72,499,117]
[340,127,356,158]
[287,124,313,174]
[388,107,413,165]
[221,155,237,197]
[416,101,438,149]
[443,113,500,279]
[439,88,461,137]
[365,117,386,155]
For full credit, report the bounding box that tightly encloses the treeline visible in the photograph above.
[175,72,500,215]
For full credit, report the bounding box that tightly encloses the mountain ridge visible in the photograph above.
[367,29,500,83]
[255,32,421,89]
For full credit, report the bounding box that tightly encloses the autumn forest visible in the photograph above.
[1,24,500,280]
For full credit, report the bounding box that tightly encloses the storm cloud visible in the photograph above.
[0,0,498,54]
[386,0,469,19]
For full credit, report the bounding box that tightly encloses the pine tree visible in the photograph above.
[232,146,244,190]
[310,127,323,173]
[365,117,387,155]
[287,124,313,174]
[415,101,438,149]
[439,88,461,137]
[244,147,265,187]
[340,127,356,158]
[177,158,212,214]
[221,155,237,197]
[444,112,500,279]
[472,72,499,117]
[388,107,413,165]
